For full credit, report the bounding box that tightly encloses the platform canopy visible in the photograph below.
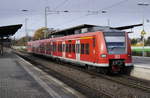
[49,24,143,37]
[0,24,22,37]
[111,24,143,30]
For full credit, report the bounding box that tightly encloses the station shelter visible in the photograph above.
[0,24,22,55]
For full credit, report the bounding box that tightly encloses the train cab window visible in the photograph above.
[81,44,85,54]
[85,44,90,54]
[104,32,126,54]
[58,44,59,52]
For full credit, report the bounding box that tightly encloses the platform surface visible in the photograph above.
[0,49,85,98]
[133,56,150,68]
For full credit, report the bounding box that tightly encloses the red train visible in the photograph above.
[27,24,135,74]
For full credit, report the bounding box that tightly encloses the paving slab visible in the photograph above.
[130,56,150,81]
[0,49,86,98]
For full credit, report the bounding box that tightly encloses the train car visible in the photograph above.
[27,24,134,74]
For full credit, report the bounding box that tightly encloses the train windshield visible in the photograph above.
[104,32,126,54]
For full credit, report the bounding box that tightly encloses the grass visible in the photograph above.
[132,48,150,52]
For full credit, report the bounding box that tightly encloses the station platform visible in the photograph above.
[0,49,85,98]
[133,56,150,68]
[130,56,150,81]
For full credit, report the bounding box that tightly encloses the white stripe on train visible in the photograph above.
[32,52,133,67]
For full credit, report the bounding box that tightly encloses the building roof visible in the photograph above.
[0,24,22,37]
[49,24,143,37]
[111,24,143,30]
[51,24,97,35]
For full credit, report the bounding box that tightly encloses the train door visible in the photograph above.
[62,41,65,58]
[75,40,80,61]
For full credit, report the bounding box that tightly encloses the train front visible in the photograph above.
[100,30,133,74]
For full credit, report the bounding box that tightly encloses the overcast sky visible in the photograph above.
[0,0,150,39]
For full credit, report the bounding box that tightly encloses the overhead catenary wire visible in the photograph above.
[100,0,129,11]
[54,14,89,27]
[55,0,130,27]
[53,0,70,10]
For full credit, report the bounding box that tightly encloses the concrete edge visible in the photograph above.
[15,54,86,98]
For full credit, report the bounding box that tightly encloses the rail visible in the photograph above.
[14,50,150,97]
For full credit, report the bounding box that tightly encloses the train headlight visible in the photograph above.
[101,54,107,58]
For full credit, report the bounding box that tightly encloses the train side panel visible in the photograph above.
[27,31,133,73]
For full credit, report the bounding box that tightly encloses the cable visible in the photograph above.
[54,0,69,10]
[55,14,89,27]
[100,0,129,11]
[54,0,131,27]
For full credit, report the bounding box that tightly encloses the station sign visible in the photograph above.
[141,29,146,36]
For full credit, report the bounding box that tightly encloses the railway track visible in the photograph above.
[14,50,113,98]
[63,62,150,93]
[96,74,150,93]
[14,50,150,97]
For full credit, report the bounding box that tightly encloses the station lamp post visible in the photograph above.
[45,6,50,28]
[137,3,149,57]
[25,18,28,39]
[101,10,110,26]
[44,7,51,39]
[44,7,69,38]
[22,9,29,41]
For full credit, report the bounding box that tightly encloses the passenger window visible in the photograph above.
[53,44,56,52]
[63,44,65,52]
[58,44,61,52]
[93,38,96,47]
[52,45,54,52]
[72,44,75,53]
[81,44,85,54]
[49,44,51,51]
[60,44,62,52]
[69,44,71,53]
[66,44,68,52]
[85,44,90,54]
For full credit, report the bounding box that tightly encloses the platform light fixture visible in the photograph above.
[21,9,29,41]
